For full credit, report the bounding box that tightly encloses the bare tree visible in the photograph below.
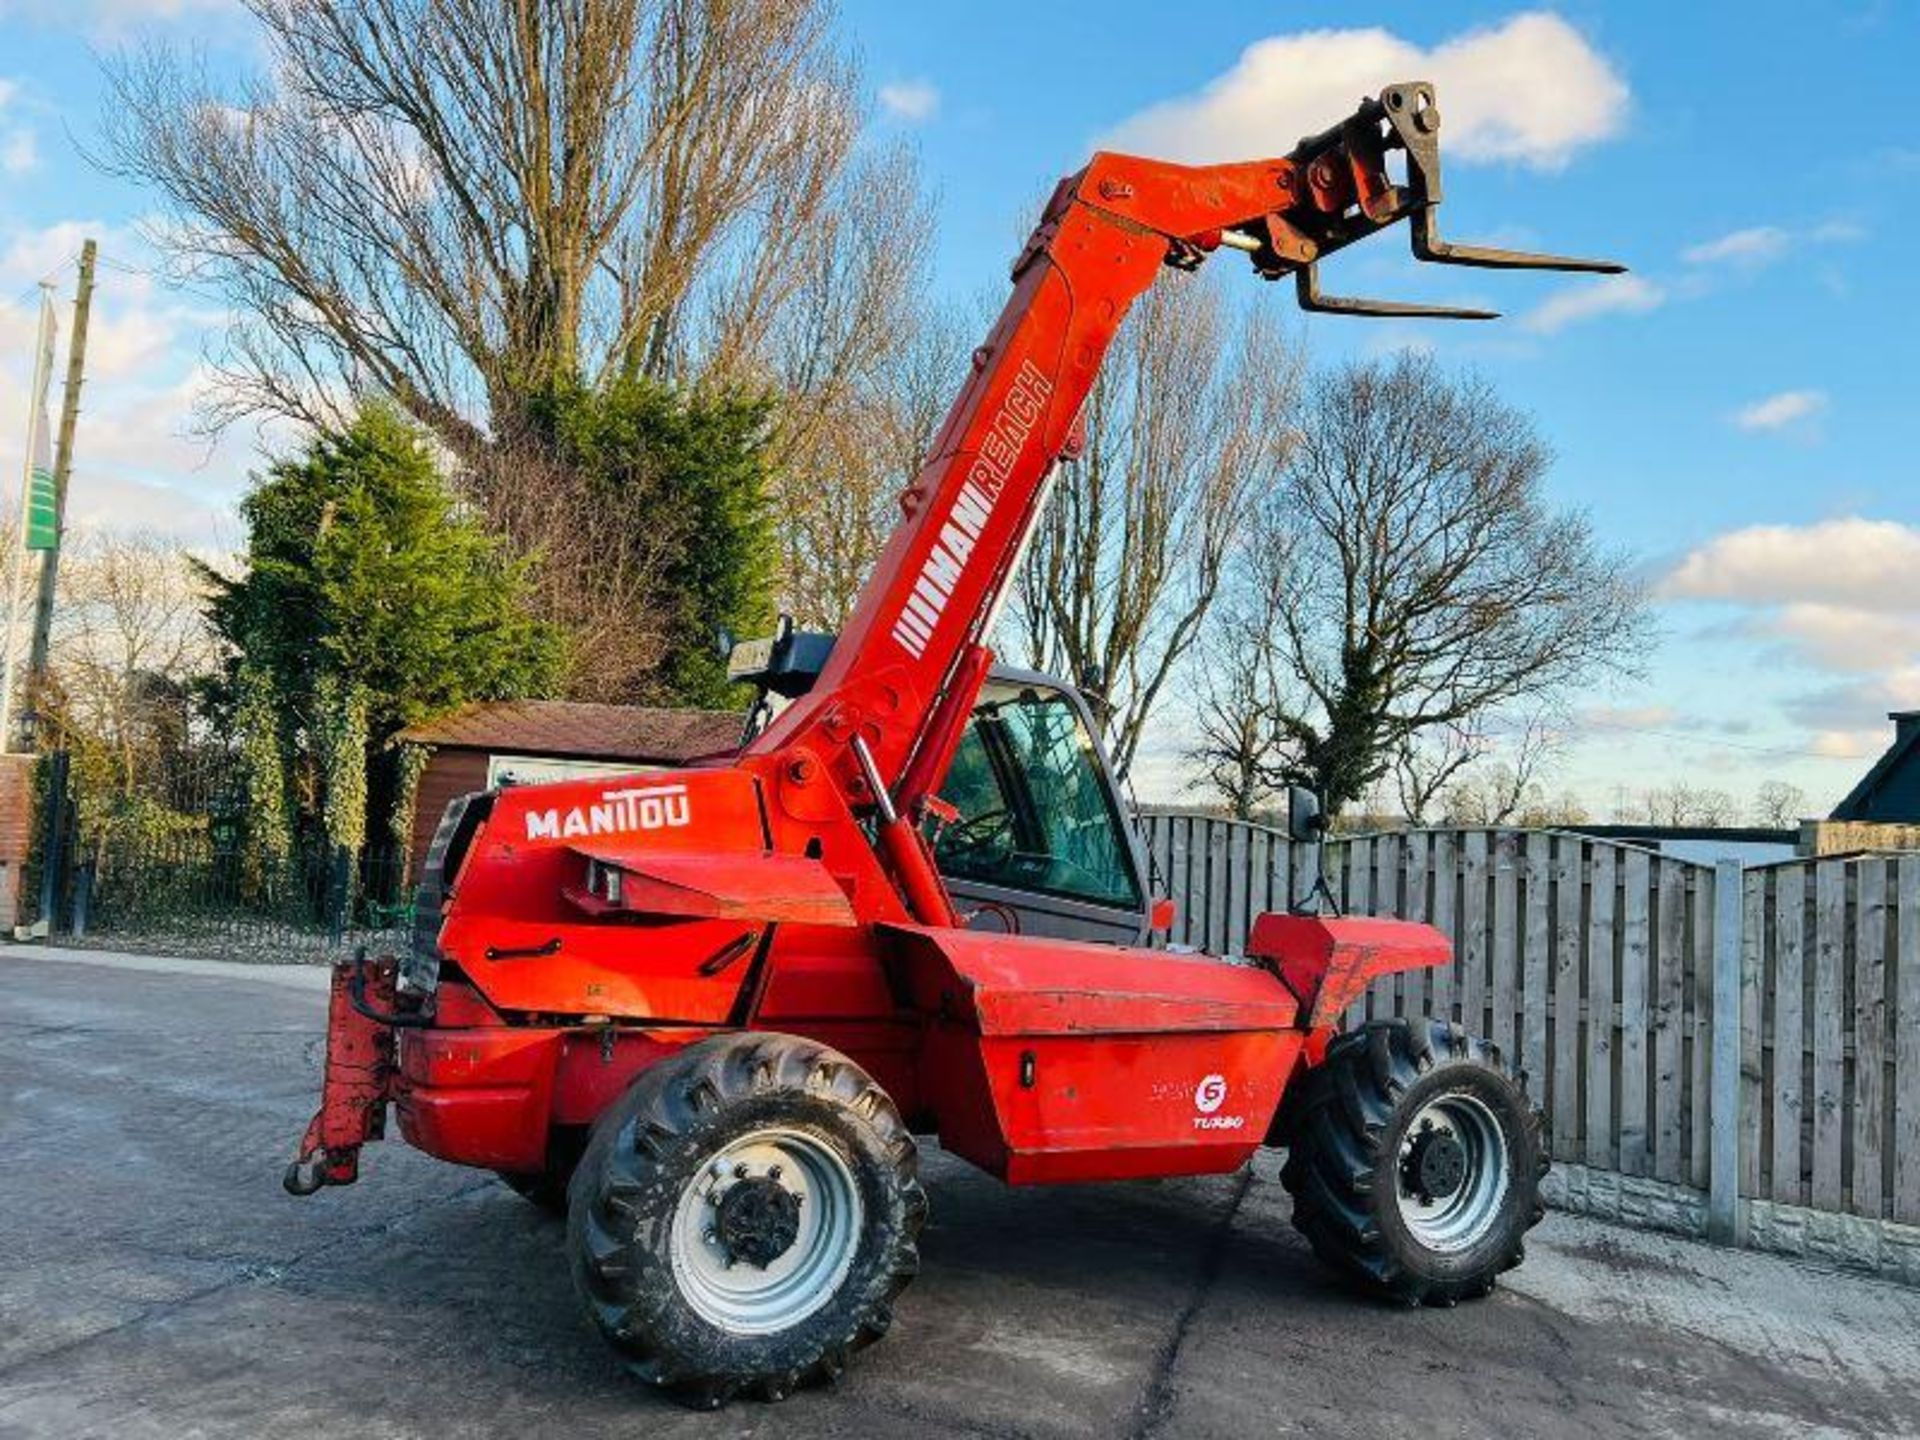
[1620,783,1741,827]
[1399,711,1559,824]
[1396,724,1479,825]
[104,0,931,704]
[715,146,934,473]
[1687,788,1741,827]
[40,531,219,795]
[1752,779,1807,828]
[463,432,679,701]
[775,298,973,629]
[1189,533,1293,819]
[1191,637,1281,820]
[1013,276,1299,781]
[1202,352,1646,816]
[102,0,919,454]
[1513,789,1590,827]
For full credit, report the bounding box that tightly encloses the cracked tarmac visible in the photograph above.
[4,948,1919,1439]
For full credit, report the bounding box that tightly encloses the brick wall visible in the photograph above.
[0,754,35,929]
[1800,819,1920,855]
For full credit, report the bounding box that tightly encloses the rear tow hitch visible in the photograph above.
[285,953,404,1196]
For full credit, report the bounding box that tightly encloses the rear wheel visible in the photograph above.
[1281,1019,1545,1305]
[568,1033,925,1407]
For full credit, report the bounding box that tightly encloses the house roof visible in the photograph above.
[1831,711,1920,821]
[396,700,742,764]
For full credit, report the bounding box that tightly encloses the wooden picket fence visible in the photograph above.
[1740,853,1920,1221]
[1137,813,1920,1228]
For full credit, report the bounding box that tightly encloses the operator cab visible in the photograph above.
[730,624,1152,944]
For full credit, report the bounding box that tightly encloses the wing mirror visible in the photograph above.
[1286,787,1329,844]
[1148,896,1177,933]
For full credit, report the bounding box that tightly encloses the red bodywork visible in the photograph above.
[291,90,1473,1194]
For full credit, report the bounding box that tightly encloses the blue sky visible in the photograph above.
[1,2,1916,815]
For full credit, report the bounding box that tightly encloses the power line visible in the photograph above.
[0,250,83,312]
[1570,717,1870,762]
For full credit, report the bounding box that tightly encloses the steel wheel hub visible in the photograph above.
[669,1127,863,1336]
[1402,1127,1468,1203]
[1394,1093,1510,1254]
[715,1176,804,1268]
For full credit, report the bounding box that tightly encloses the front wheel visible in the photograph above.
[1281,1019,1546,1305]
[568,1033,925,1407]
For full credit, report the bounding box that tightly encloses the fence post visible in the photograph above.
[1709,857,1744,1245]
[36,749,70,935]
[71,860,92,938]
[326,844,352,947]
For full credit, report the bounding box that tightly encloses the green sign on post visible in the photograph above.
[25,465,57,551]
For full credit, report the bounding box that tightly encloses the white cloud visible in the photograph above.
[877,80,940,123]
[1100,12,1627,170]
[1520,272,1663,333]
[0,81,29,176]
[1787,666,1920,752]
[0,219,251,550]
[1731,388,1826,432]
[0,220,206,381]
[1770,603,1916,672]
[1,219,110,283]
[1682,226,1789,266]
[0,129,34,176]
[1789,672,1920,724]
[1661,519,1920,614]
[1681,220,1865,271]
[1810,219,1867,244]
[1810,729,1884,761]
[1662,520,1920,699]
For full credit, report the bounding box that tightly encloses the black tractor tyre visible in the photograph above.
[568,1032,926,1408]
[1280,1018,1547,1306]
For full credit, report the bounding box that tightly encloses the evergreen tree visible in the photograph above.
[201,404,563,843]
[537,377,776,708]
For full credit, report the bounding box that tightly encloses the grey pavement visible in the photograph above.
[3,946,1918,1439]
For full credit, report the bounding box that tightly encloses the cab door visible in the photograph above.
[932,672,1151,946]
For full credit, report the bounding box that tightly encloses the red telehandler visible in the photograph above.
[289,83,1621,1406]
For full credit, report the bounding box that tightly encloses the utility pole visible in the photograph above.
[21,239,97,748]
[0,283,56,753]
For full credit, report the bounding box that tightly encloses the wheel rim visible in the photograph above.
[669,1127,863,1336]
[1394,1092,1511,1254]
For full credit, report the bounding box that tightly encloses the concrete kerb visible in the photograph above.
[2,942,333,992]
[1546,1162,1920,1288]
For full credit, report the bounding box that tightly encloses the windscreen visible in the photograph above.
[933,685,1142,910]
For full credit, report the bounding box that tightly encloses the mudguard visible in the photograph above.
[1245,914,1451,1029]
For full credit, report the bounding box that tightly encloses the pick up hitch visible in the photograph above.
[285,953,402,1196]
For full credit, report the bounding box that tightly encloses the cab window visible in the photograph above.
[932,685,1142,910]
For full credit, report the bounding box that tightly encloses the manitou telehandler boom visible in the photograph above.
[290,83,1620,1407]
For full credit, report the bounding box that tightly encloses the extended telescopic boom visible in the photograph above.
[748,82,1620,832]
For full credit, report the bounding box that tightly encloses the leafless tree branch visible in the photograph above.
[1012,275,1301,781]
[1199,351,1648,816]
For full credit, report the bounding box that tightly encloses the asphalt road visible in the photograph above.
[4,948,1919,1440]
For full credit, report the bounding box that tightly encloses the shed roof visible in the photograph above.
[396,700,741,764]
